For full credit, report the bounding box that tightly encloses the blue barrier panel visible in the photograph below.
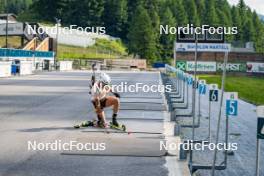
[11,65,17,74]
[153,63,165,68]
[0,48,54,58]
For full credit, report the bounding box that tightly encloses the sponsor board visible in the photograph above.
[217,63,246,72]
[176,43,231,52]
[209,84,218,102]
[0,48,54,58]
[257,118,264,139]
[226,92,238,116]
[198,80,206,94]
[0,23,24,36]
[186,61,216,72]
[246,62,264,73]
[257,106,264,118]
[176,61,187,71]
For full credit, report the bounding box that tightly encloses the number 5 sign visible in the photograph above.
[226,92,238,116]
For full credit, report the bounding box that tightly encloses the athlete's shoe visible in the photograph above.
[97,120,107,128]
[112,117,119,127]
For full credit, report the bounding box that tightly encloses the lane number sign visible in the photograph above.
[209,84,218,102]
[226,92,238,116]
[257,106,264,139]
[257,118,264,139]
[198,80,206,94]
[188,76,193,85]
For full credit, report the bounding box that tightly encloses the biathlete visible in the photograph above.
[91,72,121,128]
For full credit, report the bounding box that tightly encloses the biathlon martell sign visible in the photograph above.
[176,43,231,52]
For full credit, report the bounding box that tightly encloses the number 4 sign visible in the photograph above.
[257,118,264,139]
[257,106,264,139]
[226,92,238,116]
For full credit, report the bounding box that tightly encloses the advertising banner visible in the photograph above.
[176,61,187,71]
[246,62,264,73]
[176,43,231,52]
[186,61,216,72]
[217,63,247,72]
[0,23,24,36]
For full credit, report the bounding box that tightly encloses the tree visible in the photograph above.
[231,6,243,41]
[145,4,160,58]
[103,0,127,38]
[238,0,247,26]
[168,0,187,26]
[254,23,264,53]
[127,5,157,63]
[86,0,104,26]
[243,18,255,42]
[216,0,232,26]
[159,7,176,62]
[32,0,65,21]
[185,0,199,26]
[62,0,104,27]
[195,0,205,24]
[0,0,5,13]
[252,11,263,43]
[204,0,218,25]
[127,0,143,22]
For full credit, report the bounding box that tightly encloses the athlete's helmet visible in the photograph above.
[100,72,111,85]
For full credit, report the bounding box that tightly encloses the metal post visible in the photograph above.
[5,0,8,49]
[255,139,260,176]
[198,90,201,122]
[189,33,198,174]
[173,41,177,67]
[208,100,211,141]
[55,18,61,70]
[182,76,185,102]
[211,51,229,176]
[224,114,229,166]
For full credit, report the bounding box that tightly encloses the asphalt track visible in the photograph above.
[1,70,262,176]
[0,71,173,176]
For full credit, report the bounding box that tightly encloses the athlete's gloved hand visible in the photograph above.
[113,92,120,98]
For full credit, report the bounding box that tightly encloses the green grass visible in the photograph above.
[0,36,22,48]
[198,74,264,105]
[58,44,118,60]
[0,36,127,60]
[58,39,127,60]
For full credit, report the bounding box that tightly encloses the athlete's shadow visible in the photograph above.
[18,126,77,132]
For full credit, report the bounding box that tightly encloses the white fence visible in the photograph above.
[59,61,73,71]
[0,61,11,77]
[20,61,33,75]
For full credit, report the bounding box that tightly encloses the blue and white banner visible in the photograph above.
[0,48,54,59]
[176,43,231,52]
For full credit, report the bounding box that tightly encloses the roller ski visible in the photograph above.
[109,116,126,131]
[74,120,97,128]
[109,122,126,131]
